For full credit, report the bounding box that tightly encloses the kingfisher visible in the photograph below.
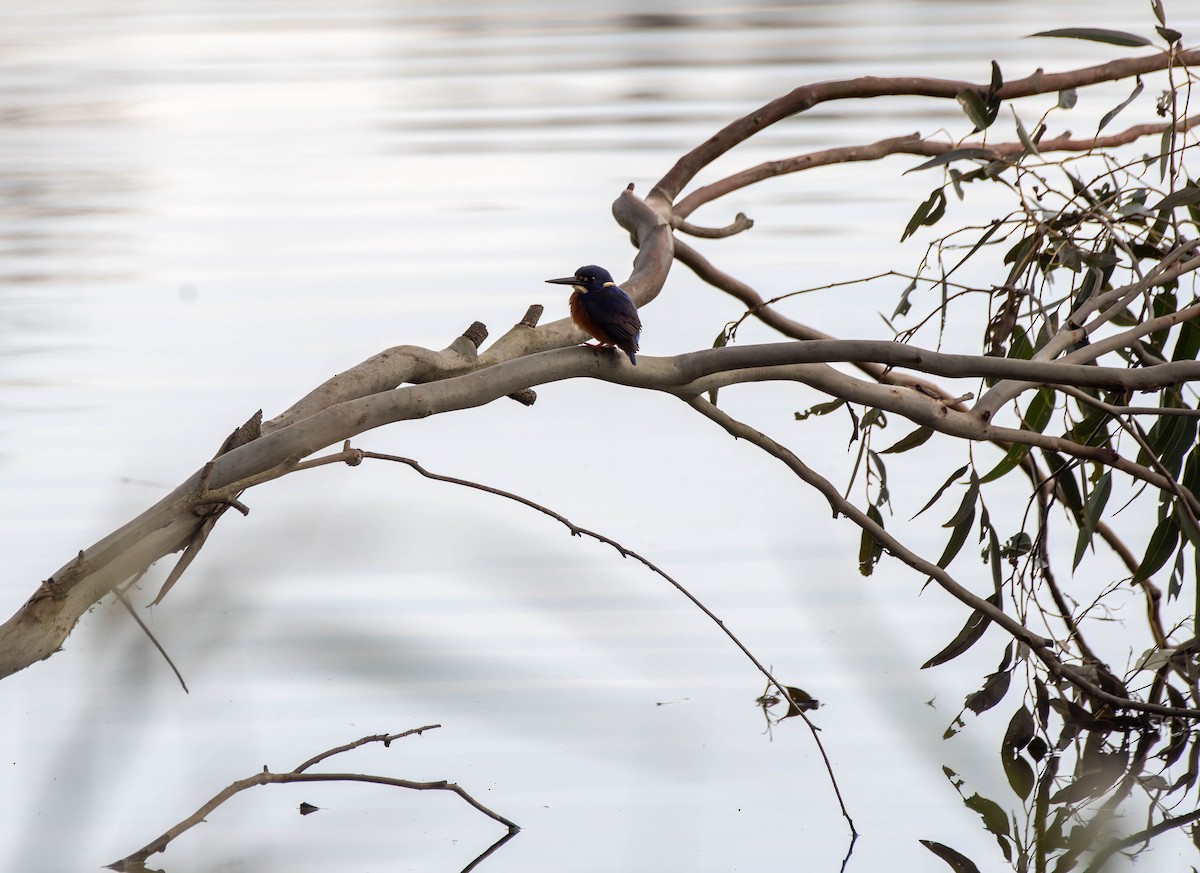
[545,265,642,365]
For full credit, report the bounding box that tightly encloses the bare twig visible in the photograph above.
[350,448,858,838]
[105,725,517,871]
[113,587,188,693]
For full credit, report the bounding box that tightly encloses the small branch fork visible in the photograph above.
[105,725,518,872]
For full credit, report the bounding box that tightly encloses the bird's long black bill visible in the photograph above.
[545,276,579,285]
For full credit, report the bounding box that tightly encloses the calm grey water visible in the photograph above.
[2,2,1197,871]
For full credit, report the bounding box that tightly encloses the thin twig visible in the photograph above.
[352,447,859,838]
[105,725,517,871]
[113,587,189,693]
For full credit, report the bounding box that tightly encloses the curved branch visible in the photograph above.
[7,333,1200,681]
[683,395,1200,720]
[652,49,1200,205]
[676,116,1200,218]
[105,725,510,871]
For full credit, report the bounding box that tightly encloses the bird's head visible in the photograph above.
[545,264,615,294]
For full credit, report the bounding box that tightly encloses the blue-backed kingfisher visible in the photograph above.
[545,265,641,365]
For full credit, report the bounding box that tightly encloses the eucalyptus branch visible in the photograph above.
[676,117,1200,218]
[975,250,1200,418]
[1057,384,1200,564]
[684,394,1200,720]
[12,329,1200,683]
[652,49,1200,205]
[673,356,1199,514]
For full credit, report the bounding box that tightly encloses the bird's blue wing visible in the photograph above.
[593,289,641,349]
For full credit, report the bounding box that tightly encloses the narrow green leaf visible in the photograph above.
[981,443,1029,484]
[987,527,1002,594]
[795,398,844,421]
[988,60,1003,97]
[957,88,998,131]
[900,197,930,241]
[1168,546,1186,601]
[881,424,934,454]
[1028,27,1153,47]
[1157,25,1182,45]
[1044,450,1081,512]
[1007,325,1033,361]
[860,407,885,430]
[980,389,1054,483]
[1139,409,1197,477]
[1072,471,1112,570]
[913,463,970,520]
[920,840,982,873]
[1153,184,1200,212]
[905,148,995,174]
[921,593,1001,669]
[1013,110,1039,157]
[1000,532,1032,559]
[1099,76,1144,132]
[1136,514,1180,579]
[893,277,918,318]
[1172,316,1200,362]
[1151,0,1166,26]
[937,505,975,569]
[944,474,980,528]
[859,504,885,577]
[1023,386,1055,433]
[902,189,947,241]
[1175,505,1200,551]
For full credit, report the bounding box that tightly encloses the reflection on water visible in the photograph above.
[2,1,1200,871]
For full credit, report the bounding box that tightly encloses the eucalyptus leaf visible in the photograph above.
[1072,471,1112,570]
[858,504,885,577]
[881,425,934,455]
[1028,27,1153,47]
[1099,76,1144,132]
[920,840,982,873]
[913,464,970,520]
[1151,185,1200,212]
[921,593,1002,669]
[1136,514,1179,579]
[965,668,1010,715]
[905,148,995,174]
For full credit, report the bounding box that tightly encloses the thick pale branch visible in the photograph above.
[8,333,1195,681]
[267,188,673,436]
